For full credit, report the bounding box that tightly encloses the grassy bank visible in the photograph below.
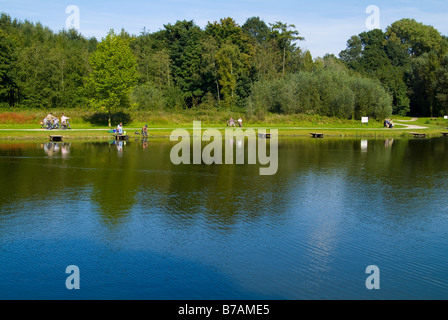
[0,108,398,128]
[0,109,447,140]
[1,127,446,141]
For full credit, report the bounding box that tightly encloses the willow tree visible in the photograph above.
[86,30,138,127]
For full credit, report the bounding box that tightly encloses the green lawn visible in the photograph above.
[0,109,447,140]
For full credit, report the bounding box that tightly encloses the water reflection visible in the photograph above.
[0,139,440,232]
[114,140,125,154]
[0,138,443,231]
[385,139,394,148]
[0,138,447,299]
[110,138,150,152]
[361,140,368,152]
[61,143,70,158]
[41,142,71,158]
[142,139,149,149]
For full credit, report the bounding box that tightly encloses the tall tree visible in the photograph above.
[200,35,221,104]
[301,50,315,72]
[242,17,270,45]
[157,20,204,107]
[435,54,448,116]
[386,19,447,116]
[386,19,445,57]
[216,41,246,109]
[252,40,281,81]
[1,14,93,109]
[407,51,440,117]
[86,30,138,126]
[0,29,16,107]
[339,29,411,115]
[339,35,363,69]
[269,22,304,77]
[205,18,254,108]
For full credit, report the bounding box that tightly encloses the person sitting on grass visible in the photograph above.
[53,117,60,129]
[44,117,53,130]
[46,113,55,121]
[117,123,123,135]
[44,113,55,130]
[384,119,395,128]
[61,113,71,129]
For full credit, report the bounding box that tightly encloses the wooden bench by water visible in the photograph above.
[114,135,129,141]
[49,135,63,142]
[258,133,271,139]
[310,133,324,138]
[409,132,427,138]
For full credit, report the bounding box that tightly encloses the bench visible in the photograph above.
[409,132,427,138]
[441,132,448,137]
[310,133,324,138]
[114,134,129,141]
[258,133,271,139]
[50,135,63,142]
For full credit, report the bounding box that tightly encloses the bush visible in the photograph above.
[351,77,393,120]
[198,92,218,110]
[249,68,393,120]
[131,84,165,111]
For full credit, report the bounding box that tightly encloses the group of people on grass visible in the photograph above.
[119,118,243,138]
[42,113,71,130]
[228,117,243,127]
[384,119,394,128]
[41,115,400,135]
[115,123,148,137]
[117,117,244,140]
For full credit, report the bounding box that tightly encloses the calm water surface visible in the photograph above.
[0,137,447,299]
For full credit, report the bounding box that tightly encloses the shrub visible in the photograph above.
[131,84,165,111]
[249,69,393,120]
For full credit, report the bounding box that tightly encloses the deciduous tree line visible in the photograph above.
[0,13,447,120]
[339,19,448,117]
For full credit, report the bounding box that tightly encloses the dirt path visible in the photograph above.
[393,118,428,130]
[395,118,419,122]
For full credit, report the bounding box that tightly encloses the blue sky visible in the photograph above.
[0,0,447,57]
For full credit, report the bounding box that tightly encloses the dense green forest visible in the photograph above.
[0,12,447,120]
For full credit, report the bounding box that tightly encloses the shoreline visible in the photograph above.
[0,126,444,141]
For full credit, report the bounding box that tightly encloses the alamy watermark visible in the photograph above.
[366,265,380,290]
[169,122,278,176]
[66,265,80,290]
[365,5,380,30]
[66,5,80,31]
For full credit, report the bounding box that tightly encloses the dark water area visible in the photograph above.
[0,137,447,299]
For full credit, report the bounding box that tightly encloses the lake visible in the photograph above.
[0,137,447,300]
